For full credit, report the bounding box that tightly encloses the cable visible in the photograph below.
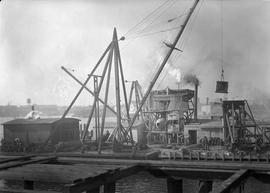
[130,0,178,38]
[156,0,205,89]
[220,0,224,76]
[156,0,195,88]
[135,12,188,34]
[120,0,178,50]
[123,0,172,38]
[120,0,189,52]
[133,26,183,38]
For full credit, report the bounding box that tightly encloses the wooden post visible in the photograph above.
[113,28,123,152]
[24,180,34,190]
[167,177,183,193]
[104,182,116,193]
[198,180,212,193]
[98,58,113,154]
[86,187,100,193]
[126,0,200,135]
[61,43,111,119]
[82,44,114,141]
[61,66,117,116]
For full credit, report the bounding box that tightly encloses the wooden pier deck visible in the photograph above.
[0,154,269,193]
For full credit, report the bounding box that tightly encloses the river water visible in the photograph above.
[0,117,270,192]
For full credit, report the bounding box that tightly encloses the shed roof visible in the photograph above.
[200,121,223,129]
[2,118,80,126]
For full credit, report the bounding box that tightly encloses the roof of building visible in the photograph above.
[200,121,223,129]
[2,118,80,126]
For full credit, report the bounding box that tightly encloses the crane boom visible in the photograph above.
[127,0,200,134]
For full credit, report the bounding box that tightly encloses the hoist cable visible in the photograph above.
[123,0,172,38]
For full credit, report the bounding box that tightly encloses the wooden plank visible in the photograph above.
[167,177,183,193]
[64,165,141,193]
[0,189,60,193]
[58,157,270,172]
[148,167,235,180]
[24,181,34,190]
[198,181,212,193]
[104,182,116,193]
[213,169,251,193]
[0,156,57,170]
[0,155,34,164]
[86,187,99,193]
[0,163,124,184]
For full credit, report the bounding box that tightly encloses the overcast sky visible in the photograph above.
[0,0,270,106]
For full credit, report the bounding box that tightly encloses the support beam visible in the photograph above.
[167,177,183,193]
[82,44,114,141]
[24,180,34,190]
[126,0,200,135]
[0,156,57,170]
[65,165,140,193]
[0,155,34,164]
[61,43,111,119]
[98,59,113,154]
[61,66,117,116]
[86,187,99,193]
[198,181,212,193]
[213,169,250,193]
[148,168,234,180]
[0,189,60,193]
[104,182,116,193]
[113,28,123,151]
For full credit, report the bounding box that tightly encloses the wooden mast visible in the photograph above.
[126,0,201,137]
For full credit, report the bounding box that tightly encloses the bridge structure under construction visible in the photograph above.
[0,154,270,193]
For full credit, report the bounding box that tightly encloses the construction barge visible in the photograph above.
[1,0,270,192]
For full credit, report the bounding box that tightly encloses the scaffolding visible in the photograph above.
[223,100,270,151]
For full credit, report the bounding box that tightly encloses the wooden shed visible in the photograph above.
[2,118,80,146]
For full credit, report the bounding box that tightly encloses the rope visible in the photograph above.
[129,0,178,39]
[122,0,172,38]
[133,26,183,38]
[220,0,224,79]
[156,0,205,89]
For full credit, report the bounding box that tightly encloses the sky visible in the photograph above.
[0,0,270,106]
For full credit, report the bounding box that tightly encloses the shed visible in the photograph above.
[2,118,80,146]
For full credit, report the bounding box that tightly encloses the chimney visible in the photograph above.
[194,83,198,121]
[206,97,209,105]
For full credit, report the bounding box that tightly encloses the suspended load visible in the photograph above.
[216,68,228,93]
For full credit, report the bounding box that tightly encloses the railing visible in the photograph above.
[160,149,270,162]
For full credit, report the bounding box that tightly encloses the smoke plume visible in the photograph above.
[183,73,200,86]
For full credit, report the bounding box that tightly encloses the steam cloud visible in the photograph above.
[168,68,181,83]
[183,73,200,86]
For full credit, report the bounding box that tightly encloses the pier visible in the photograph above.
[0,154,269,193]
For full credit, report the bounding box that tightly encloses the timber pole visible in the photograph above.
[98,59,113,154]
[126,0,200,136]
[61,66,117,116]
[82,44,114,141]
[61,43,112,119]
[128,82,135,112]
[113,28,123,150]
[116,30,134,144]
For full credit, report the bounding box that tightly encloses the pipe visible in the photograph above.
[194,83,198,121]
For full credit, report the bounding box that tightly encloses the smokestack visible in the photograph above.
[194,84,198,121]
[183,73,200,121]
